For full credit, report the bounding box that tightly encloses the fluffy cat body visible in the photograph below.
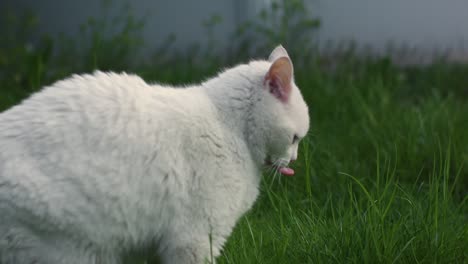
[0,46,309,263]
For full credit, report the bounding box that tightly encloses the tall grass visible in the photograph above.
[0,2,466,263]
[219,62,467,263]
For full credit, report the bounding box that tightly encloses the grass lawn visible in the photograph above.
[218,60,468,263]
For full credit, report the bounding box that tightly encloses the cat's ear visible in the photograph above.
[264,56,293,103]
[269,45,290,62]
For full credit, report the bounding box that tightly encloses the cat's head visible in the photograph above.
[248,45,309,176]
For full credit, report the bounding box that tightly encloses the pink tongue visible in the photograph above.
[279,167,295,176]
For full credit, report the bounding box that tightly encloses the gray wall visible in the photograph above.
[3,0,468,59]
[2,0,242,52]
[313,0,468,54]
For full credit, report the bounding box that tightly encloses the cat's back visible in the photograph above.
[0,71,146,128]
[0,71,215,245]
[0,70,217,188]
[0,71,156,194]
[0,71,191,140]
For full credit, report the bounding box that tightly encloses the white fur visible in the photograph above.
[0,47,309,263]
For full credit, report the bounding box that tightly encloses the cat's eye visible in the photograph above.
[292,134,299,144]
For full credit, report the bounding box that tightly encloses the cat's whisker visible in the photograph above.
[275,160,282,184]
[269,170,277,189]
[266,165,278,188]
[265,160,278,188]
[271,159,284,187]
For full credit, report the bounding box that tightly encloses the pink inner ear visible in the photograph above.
[268,76,289,103]
[265,57,293,103]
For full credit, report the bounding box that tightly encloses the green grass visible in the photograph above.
[1,11,467,264]
[215,60,467,264]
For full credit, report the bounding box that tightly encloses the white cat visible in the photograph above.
[0,45,309,264]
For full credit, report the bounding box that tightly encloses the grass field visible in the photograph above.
[1,10,467,263]
[218,60,468,263]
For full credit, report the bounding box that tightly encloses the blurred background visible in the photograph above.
[3,0,468,62]
[0,1,466,263]
[3,0,468,61]
[2,0,468,101]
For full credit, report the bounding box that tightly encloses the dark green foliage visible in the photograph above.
[0,9,53,107]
